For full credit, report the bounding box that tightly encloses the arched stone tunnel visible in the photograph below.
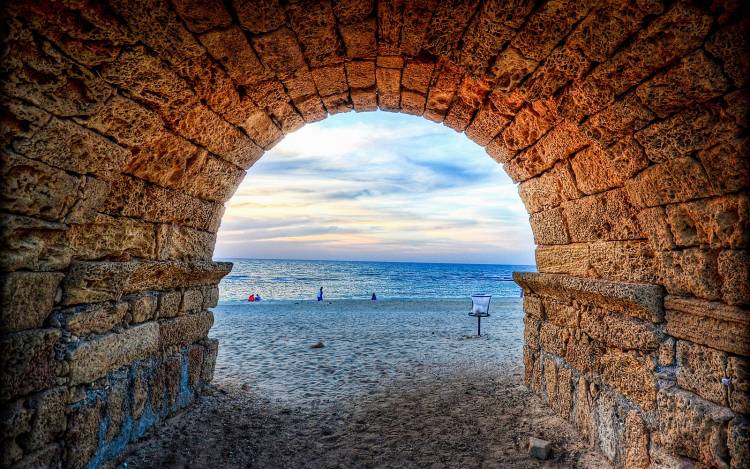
[0,0,748,467]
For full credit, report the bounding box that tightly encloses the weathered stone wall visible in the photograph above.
[0,0,747,467]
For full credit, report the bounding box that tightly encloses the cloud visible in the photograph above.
[215,111,535,265]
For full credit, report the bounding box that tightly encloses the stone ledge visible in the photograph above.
[61,260,232,305]
[159,311,214,349]
[513,272,664,322]
[665,295,750,356]
[67,322,159,385]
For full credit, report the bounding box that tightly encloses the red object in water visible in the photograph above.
[248,294,255,302]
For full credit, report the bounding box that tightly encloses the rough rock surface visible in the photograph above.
[0,0,747,468]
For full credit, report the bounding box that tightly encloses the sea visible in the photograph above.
[216,258,536,303]
[211,259,536,405]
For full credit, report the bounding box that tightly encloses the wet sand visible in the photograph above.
[116,299,609,468]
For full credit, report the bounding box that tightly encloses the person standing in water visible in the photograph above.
[317,287,323,301]
[371,292,377,301]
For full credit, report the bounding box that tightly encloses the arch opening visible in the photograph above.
[1,0,748,467]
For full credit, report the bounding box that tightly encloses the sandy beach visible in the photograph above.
[116,299,609,468]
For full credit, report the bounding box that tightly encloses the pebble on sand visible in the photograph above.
[310,341,325,349]
[528,437,551,460]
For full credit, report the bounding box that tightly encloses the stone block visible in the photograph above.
[635,105,736,164]
[295,94,328,121]
[728,417,749,469]
[251,27,307,74]
[233,0,286,33]
[718,250,750,306]
[706,19,750,88]
[156,224,215,261]
[132,361,149,420]
[0,97,51,148]
[582,92,655,146]
[62,260,232,305]
[565,333,605,378]
[511,0,591,61]
[657,249,721,301]
[517,161,580,214]
[624,409,650,469]
[76,95,163,148]
[658,338,675,367]
[199,26,267,86]
[173,105,262,169]
[188,345,204,388]
[588,240,657,284]
[507,122,589,182]
[126,292,158,324]
[400,91,425,116]
[345,60,376,89]
[375,67,401,111]
[676,340,728,406]
[539,321,569,357]
[159,311,214,349]
[0,328,61,400]
[625,157,712,208]
[201,338,219,383]
[523,347,542,392]
[698,139,750,195]
[580,307,660,352]
[573,376,594,445]
[339,18,378,58]
[285,1,341,67]
[11,443,62,469]
[425,61,461,117]
[534,244,590,276]
[105,372,128,441]
[599,348,657,410]
[66,396,102,469]
[655,388,733,467]
[182,289,204,314]
[402,59,434,94]
[523,317,541,349]
[514,272,663,323]
[0,271,64,333]
[636,50,729,118]
[1,18,113,117]
[68,322,159,385]
[163,353,181,406]
[543,298,578,329]
[321,92,352,114]
[543,357,558,405]
[13,117,129,181]
[637,206,675,251]
[0,214,71,272]
[158,290,182,319]
[67,213,156,261]
[398,0,437,55]
[351,88,378,112]
[201,286,219,310]
[523,294,544,320]
[1,151,80,222]
[63,301,129,337]
[0,398,32,440]
[562,189,642,243]
[311,64,348,97]
[727,357,749,415]
[665,296,750,356]
[569,144,623,195]
[666,195,750,250]
[465,102,511,147]
[501,99,561,156]
[458,1,514,74]
[24,386,68,451]
[443,98,477,132]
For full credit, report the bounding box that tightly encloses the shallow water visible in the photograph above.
[211,298,525,406]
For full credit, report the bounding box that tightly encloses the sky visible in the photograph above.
[214,111,535,265]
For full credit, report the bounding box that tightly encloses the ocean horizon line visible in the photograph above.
[214,257,537,268]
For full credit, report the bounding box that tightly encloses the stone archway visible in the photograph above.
[1,0,748,467]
